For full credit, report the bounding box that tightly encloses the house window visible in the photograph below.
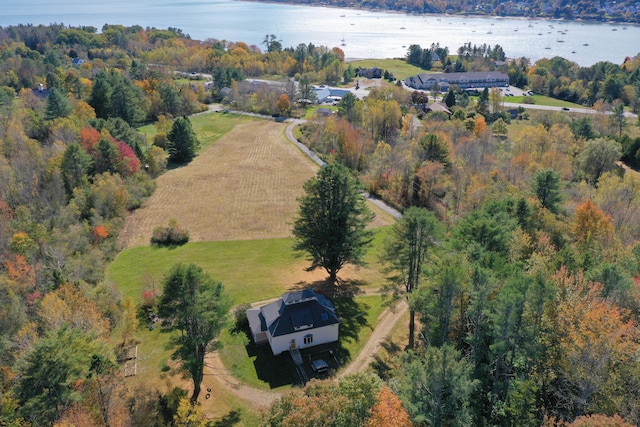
[321,312,329,321]
[304,334,313,345]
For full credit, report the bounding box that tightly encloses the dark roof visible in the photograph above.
[31,88,50,99]
[258,289,339,337]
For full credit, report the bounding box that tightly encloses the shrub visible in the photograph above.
[150,218,189,246]
[233,303,252,331]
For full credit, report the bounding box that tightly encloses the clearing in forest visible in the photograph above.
[120,118,319,248]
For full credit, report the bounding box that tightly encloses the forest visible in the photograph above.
[0,22,640,426]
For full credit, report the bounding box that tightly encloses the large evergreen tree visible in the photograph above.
[292,163,374,286]
[382,207,441,348]
[158,263,230,403]
[45,86,73,120]
[532,168,563,214]
[168,116,200,164]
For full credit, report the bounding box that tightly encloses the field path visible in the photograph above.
[202,300,407,409]
[338,300,407,378]
[119,119,318,248]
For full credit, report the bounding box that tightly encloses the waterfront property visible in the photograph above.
[404,71,509,91]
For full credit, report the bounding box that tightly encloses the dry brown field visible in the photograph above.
[120,116,393,248]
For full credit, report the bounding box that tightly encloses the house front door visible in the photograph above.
[289,339,296,349]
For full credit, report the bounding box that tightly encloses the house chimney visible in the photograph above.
[38,83,44,92]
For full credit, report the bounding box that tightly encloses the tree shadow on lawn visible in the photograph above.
[211,409,242,427]
[370,337,403,380]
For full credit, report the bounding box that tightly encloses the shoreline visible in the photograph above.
[239,0,640,26]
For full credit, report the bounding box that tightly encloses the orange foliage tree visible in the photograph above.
[366,386,412,427]
[547,267,639,419]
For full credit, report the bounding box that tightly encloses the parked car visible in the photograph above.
[562,107,570,111]
[311,359,329,373]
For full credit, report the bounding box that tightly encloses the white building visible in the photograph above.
[247,289,340,355]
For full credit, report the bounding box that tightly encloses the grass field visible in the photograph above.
[121,118,319,247]
[108,226,390,305]
[505,95,580,107]
[125,113,393,248]
[138,111,252,150]
[348,58,423,80]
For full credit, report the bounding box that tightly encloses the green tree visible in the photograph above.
[492,117,508,136]
[158,263,230,403]
[382,207,441,348]
[338,92,357,121]
[168,116,200,164]
[478,87,490,116]
[13,325,113,426]
[577,137,622,185]
[45,87,72,120]
[444,88,456,108]
[292,163,374,285]
[396,345,477,427]
[570,117,595,140]
[61,142,92,195]
[609,101,627,139]
[89,72,112,119]
[532,168,563,214]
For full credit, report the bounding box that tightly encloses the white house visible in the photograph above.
[247,289,340,355]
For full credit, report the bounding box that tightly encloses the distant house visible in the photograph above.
[247,289,340,355]
[404,71,509,91]
[357,67,383,79]
[425,102,452,115]
[31,83,50,99]
[312,86,352,104]
[71,58,86,66]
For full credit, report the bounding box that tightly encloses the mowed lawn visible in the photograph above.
[120,115,320,248]
[348,58,424,80]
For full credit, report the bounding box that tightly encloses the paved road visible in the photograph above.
[502,101,638,118]
[284,119,403,219]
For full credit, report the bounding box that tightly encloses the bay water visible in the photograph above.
[1,0,638,66]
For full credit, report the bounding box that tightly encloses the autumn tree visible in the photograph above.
[292,163,374,285]
[382,207,441,348]
[276,93,291,116]
[366,387,412,427]
[261,373,383,427]
[566,414,636,427]
[546,268,639,420]
[158,263,230,403]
